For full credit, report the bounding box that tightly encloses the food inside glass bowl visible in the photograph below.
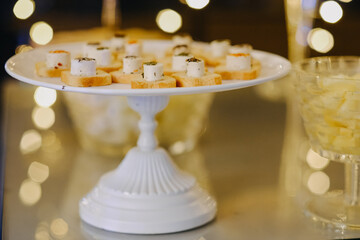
[297,73,360,155]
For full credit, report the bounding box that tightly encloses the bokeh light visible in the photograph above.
[30,21,53,45]
[35,222,50,240]
[156,9,182,33]
[186,0,210,9]
[319,1,343,23]
[169,141,186,155]
[28,161,49,183]
[307,28,334,53]
[19,179,42,206]
[34,87,57,108]
[13,0,35,20]
[339,0,352,2]
[306,149,330,170]
[307,171,330,195]
[32,107,55,130]
[20,129,42,154]
[15,44,33,54]
[50,218,69,238]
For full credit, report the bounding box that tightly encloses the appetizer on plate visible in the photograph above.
[131,61,176,89]
[110,32,126,60]
[201,39,231,67]
[172,34,193,46]
[214,53,261,80]
[110,32,126,52]
[122,39,155,62]
[61,57,111,87]
[35,50,70,77]
[88,46,122,72]
[110,56,142,84]
[229,43,253,55]
[165,34,193,57]
[172,57,222,87]
[83,41,101,57]
[164,53,192,76]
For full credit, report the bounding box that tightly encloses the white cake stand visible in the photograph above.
[5,40,291,234]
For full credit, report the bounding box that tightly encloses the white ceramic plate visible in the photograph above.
[5,40,291,96]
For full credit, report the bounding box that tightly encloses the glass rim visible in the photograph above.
[293,56,360,81]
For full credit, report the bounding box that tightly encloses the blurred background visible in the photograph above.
[1,0,360,239]
[1,0,360,80]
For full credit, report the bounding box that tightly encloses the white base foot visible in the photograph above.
[79,147,217,234]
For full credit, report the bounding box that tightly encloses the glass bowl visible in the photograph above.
[294,56,360,231]
[294,56,360,162]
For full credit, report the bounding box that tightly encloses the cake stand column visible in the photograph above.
[79,95,217,234]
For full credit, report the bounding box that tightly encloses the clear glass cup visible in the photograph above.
[294,56,360,158]
[294,56,360,230]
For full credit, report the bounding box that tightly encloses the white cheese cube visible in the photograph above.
[46,50,70,69]
[226,54,251,71]
[143,62,163,82]
[71,57,96,76]
[88,47,111,66]
[186,58,205,78]
[210,39,230,57]
[172,54,192,72]
[123,56,142,74]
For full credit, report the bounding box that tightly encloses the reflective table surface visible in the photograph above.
[1,79,332,239]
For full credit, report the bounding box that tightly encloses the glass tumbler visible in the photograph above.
[294,56,360,229]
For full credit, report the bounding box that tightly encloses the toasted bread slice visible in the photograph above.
[131,76,176,89]
[172,72,222,87]
[214,59,261,80]
[35,62,69,78]
[204,56,224,67]
[61,70,112,87]
[164,69,183,76]
[110,71,142,84]
[97,61,122,73]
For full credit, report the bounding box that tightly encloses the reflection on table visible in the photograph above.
[2,79,333,239]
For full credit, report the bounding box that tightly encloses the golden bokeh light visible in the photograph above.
[186,0,210,9]
[50,218,69,238]
[307,28,334,53]
[32,107,55,130]
[13,0,35,20]
[306,149,329,170]
[20,129,42,154]
[339,0,352,2]
[19,179,42,206]
[307,171,330,195]
[319,1,343,24]
[169,141,186,155]
[15,44,33,54]
[28,161,49,183]
[34,87,57,108]
[156,9,182,33]
[30,21,53,45]
[35,230,50,240]
[35,222,50,240]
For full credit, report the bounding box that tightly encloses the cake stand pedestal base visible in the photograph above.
[79,96,217,234]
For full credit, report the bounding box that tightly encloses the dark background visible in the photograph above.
[1,0,360,78]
